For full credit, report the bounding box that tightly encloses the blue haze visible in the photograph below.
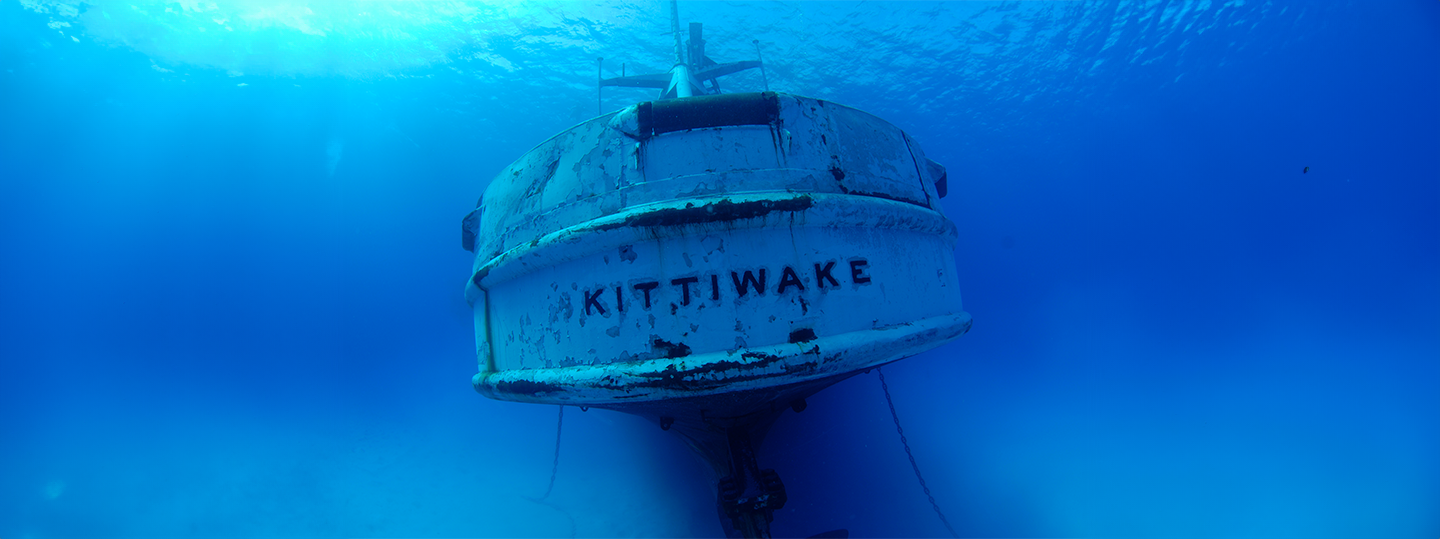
[1,1,1436,537]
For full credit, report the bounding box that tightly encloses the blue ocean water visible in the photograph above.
[1,0,1436,537]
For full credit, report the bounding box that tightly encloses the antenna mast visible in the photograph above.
[597,1,764,102]
[671,0,685,66]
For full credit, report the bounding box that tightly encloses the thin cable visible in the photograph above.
[753,39,768,91]
[878,367,959,538]
[539,405,564,500]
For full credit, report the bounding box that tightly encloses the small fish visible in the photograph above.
[1303,166,1309,174]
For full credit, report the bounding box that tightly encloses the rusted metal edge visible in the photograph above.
[597,195,812,229]
[472,163,936,263]
[471,311,972,405]
[464,192,958,304]
[642,91,780,138]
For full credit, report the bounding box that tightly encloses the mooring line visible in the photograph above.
[521,405,576,538]
[878,368,959,538]
[540,405,564,500]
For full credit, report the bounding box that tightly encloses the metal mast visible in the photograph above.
[597,1,762,102]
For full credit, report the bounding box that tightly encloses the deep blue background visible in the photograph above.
[2,1,1436,537]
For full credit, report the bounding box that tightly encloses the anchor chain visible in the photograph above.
[878,368,959,538]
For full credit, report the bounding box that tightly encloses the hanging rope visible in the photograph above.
[521,405,577,538]
[539,405,564,500]
[878,367,959,538]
